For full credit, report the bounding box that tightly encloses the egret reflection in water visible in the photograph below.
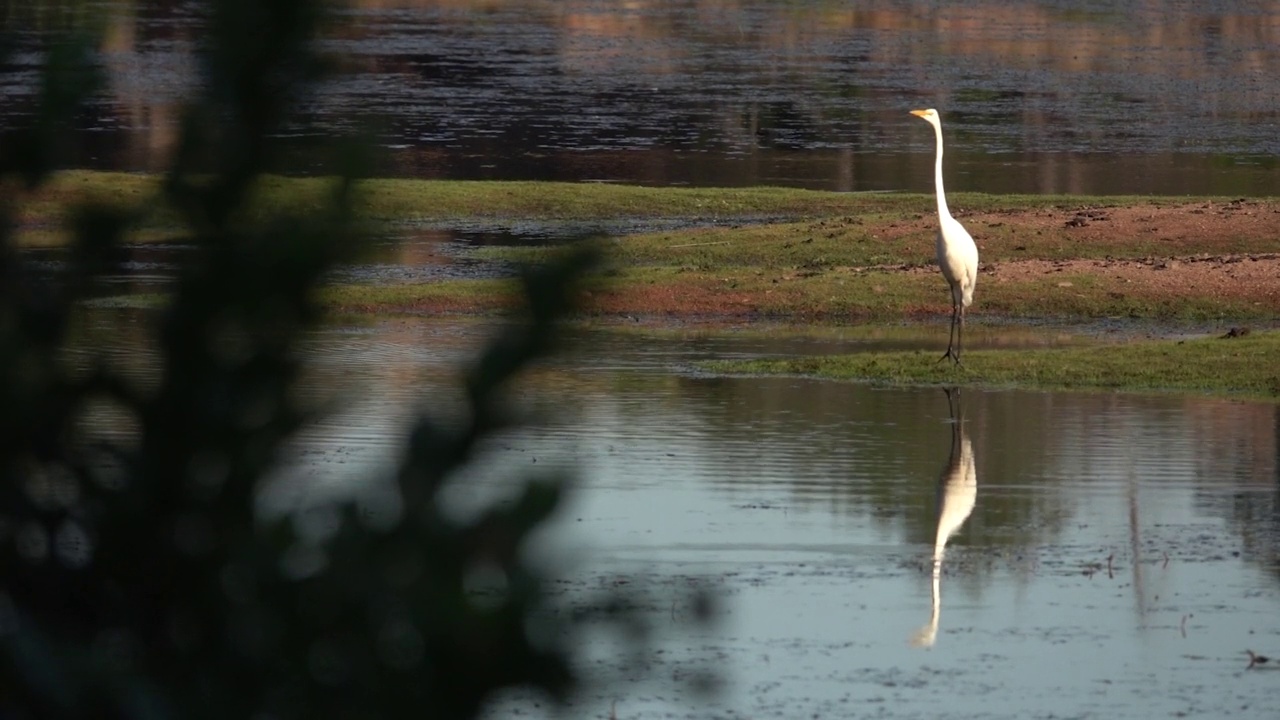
[912,388,978,649]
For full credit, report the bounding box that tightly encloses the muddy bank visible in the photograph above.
[327,199,1280,327]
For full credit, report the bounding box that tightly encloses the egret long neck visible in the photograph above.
[931,122,952,220]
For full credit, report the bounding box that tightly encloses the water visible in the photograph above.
[79,312,1280,718]
[4,0,1280,193]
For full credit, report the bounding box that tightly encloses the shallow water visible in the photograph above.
[5,0,1280,193]
[74,313,1278,718]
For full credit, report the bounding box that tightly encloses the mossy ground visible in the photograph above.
[19,172,1280,398]
[702,329,1280,401]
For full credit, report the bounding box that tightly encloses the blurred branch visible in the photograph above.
[0,2,652,719]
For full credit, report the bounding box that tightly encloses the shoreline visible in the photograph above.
[22,172,1280,400]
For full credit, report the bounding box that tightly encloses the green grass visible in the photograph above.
[703,330,1280,400]
[577,263,1275,322]
[18,171,1280,326]
[18,170,1254,238]
[39,170,1181,221]
[32,171,1277,399]
[317,279,518,313]
[15,171,895,227]
[100,245,1269,326]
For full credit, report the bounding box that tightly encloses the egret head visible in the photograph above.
[910,108,940,126]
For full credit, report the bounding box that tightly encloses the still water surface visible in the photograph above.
[77,313,1277,718]
[5,0,1280,193]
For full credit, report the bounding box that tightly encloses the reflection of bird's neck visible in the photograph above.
[911,554,943,648]
[930,121,952,221]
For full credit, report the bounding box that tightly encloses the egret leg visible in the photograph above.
[937,305,954,363]
[937,303,961,366]
[943,386,961,424]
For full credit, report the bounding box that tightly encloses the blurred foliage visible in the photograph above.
[0,1,661,718]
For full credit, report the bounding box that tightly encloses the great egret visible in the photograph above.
[911,387,977,649]
[910,108,979,365]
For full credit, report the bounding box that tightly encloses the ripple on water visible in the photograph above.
[64,313,1280,719]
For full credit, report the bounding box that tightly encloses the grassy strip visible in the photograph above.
[317,279,518,314]
[702,330,1280,400]
[36,170,1199,219]
[574,265,1276,322]
[353,178,861,220]
[17,170,1259,236]
[20,172,1280,324]
[602,215,1280,267]
[14,171,884,228]
[95,281,521,315]
[311,252,1271,323]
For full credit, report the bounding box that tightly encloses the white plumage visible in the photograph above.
[911,108,979,365]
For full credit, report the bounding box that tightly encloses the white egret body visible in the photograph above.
[911,108,979,365]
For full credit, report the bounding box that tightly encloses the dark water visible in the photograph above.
[4,0,1280,194]
[71,312,1280,718]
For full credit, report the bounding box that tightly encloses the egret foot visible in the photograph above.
[937,348,962,367]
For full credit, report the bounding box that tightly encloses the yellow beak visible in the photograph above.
[910,109,929,117]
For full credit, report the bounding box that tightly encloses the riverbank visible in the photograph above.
[701,329,1280,400]
[19,172,1280,398]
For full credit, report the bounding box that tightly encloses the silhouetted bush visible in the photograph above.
[0,2,656,718]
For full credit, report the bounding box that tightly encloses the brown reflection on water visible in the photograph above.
[664,368,1278,552]
[98,7,185,169]
[7,0,1280,192]
[1187,398,1278,488]
[1186,398,1280,581]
